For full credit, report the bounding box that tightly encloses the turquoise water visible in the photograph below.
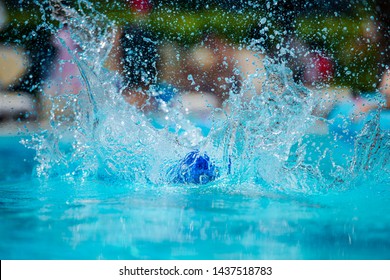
[1,135,389,260]
[1,0,389,260]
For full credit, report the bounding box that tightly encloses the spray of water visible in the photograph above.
[23,0,389,191]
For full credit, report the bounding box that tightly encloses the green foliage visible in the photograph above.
[1,0,381,91]
[295,16,381,91]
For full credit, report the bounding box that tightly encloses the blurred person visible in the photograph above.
[125,0,152,14]
[45,24,83,96]
[303,51,334,86]
[179,33,266,108]
[118,23,176,111]
[119,24,157,109]
[181,33,240,107]
[1,1,55,122]
[0,0,32,122]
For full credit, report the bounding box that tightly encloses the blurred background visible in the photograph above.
[0,0,389,133]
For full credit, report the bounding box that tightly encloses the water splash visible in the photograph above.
[349,111,390,185]
[24,0,390,192]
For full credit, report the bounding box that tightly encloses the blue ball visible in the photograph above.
[167,150,218,184]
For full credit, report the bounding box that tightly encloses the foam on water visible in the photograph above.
[24,0,389,192]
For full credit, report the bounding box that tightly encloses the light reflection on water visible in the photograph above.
[0,0,389,260]
[0,172,389,259]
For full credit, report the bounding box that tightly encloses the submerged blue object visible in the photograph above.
[167,150,218,184]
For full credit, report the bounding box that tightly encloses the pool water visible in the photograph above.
[1,135,389,260]
[1,0,389,260]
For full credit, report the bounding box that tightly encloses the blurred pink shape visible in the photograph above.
[48,26,83,95]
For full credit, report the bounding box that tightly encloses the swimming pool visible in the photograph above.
[1,133,389,260]
[1,0,389,260]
